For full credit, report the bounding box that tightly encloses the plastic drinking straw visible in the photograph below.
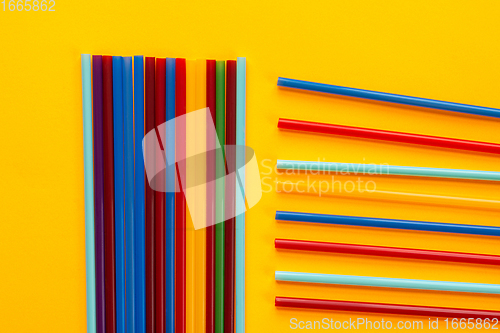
[277,160,500,182]
[102,55,117,333]
[123,57,135,333]
[195,59,207,333]
[214,61,226,333]
[206,59,216,333]
[225,60,237,333]
[235,57,246,333]
[165,58,176,333]
[186,59,196,333]
[274,180,500,210]
[275,211,500,237]
[145,56,156,333]
[275,239,500,266]
[175,58,187,333]
[112,56,125,333]
[81,54,96,333]
[275,297,500,319]
[92,55,106,333]
[278,118,500,155]
[134,55,146,333]
[155,58,166,333]
[275,271,500,294]
[277,78,500,119]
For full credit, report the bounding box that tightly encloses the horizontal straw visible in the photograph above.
[275,271,500,294]
[275,239,500,266]
[277,160,500,182]
[278,118,500,155]
[275,211,500,237]
[277,77,500,119]
[275,180,500,210]
[275,297,500,319]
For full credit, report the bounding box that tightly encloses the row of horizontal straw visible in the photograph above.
[273,77,500,318]
[81,55,246,333]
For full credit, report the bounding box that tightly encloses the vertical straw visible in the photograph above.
[195,59,207,333]
[145,57,156,333]
[205,59,216,333]
[81,54,96,333]
[92,55,106,333]
[123,57,135,333]
[102,55,117,333]
[175,58,187,333]
[214,61,225,333]
[235,57,246,333]
[112,56,125,333]
[186,59,196,333]
[134,55,146,333]
[225,60,237,333]
[165,58,176,333]
[155,58,167,333]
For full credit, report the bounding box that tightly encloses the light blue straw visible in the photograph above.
[275,271,500,294]
[277,160,500,182]
[81,54,96,333]
[235,57,246,333]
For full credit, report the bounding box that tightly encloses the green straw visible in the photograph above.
[215,60,226,333]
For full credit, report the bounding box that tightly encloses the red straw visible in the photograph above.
[206,59,217,333]
[155,58,166,333]
[278,118,500,155]
[102,55,117,333]
[275,239,500,266]
[145,57,156,333]
[224,60,237,333]
[276,297,500,319]
[175,58,187,333]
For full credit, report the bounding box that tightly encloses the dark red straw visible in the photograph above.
[278,118,500,155]
[276,297,500,319]
[102,55,116,333]
[224,60,237,333]
[175,58,187,333]
[275,239,500,266]
[155,58,166,333]
[206,59,217,333]
[145,56,156,333]
[92,55,106,333]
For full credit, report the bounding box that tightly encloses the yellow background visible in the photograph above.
[1,1,499,332]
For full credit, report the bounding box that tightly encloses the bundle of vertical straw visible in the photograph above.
[81,55,246,333]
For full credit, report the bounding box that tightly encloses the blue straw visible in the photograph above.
[277,78,500,119]
[165,57,176,333]
[112,56,126,333]
[123,57,136,333]
[134,55,146,333]
[277,160,500,182]
[275,211,500,237]
[81,54,96,333]
[235,57,246,333]
[276,271,500,294]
